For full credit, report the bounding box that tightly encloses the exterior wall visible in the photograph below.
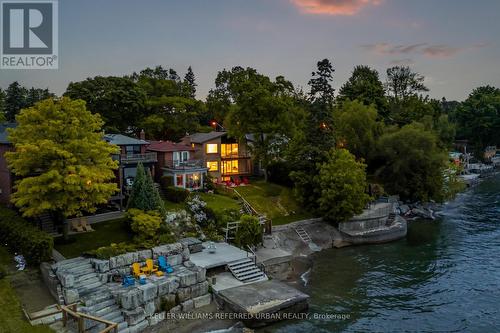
[0,144,14,205]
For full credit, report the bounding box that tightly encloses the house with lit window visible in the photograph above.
[103,133,157,190]
[181,131,252,182]
[146,140,208,190]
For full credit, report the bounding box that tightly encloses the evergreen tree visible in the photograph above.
[0,88,5,121]
[127,162,166,215]
[183,66,197,98]
[4,81,28,121]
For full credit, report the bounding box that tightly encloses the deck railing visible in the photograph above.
[119,152,157,163]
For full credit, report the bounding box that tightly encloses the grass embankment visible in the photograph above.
[0,247,53,333]
[234,180,315,225]
[197,192,241,213]
[54,218,132,258]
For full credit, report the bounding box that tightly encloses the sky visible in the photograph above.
[1,0,500,101]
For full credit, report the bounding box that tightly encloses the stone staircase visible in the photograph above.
[54,257,129,333]
[227,258,268,284]
[385,213,397,227]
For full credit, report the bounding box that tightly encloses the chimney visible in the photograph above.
[140,129,146,140]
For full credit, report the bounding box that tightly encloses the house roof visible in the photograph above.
[184,131,226,144]
[147,140,194,152]
[104,134,149,146]
[0,123,17,144]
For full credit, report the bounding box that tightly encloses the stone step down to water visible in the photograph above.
[227,258,268,283]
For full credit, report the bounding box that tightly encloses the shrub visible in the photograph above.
[87,242,137,259]
[267,161,293,187]
[164,186,190,203]
[127,209,162,239]
[203,174,216,192]
[235,215,262,249]
[0,206,53,265]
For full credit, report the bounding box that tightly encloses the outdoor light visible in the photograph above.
[86,179,92,186]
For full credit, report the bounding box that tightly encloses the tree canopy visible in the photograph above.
[5,97,119,219]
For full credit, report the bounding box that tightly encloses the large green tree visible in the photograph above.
[183,66,197,99]
[375,123,447,202]
[0,88,5,121]
[215,67,302,180]
[385,66,428,101]
[315,149,371,223]
[65,76,146,133]
[5,97,119,235]
[337,65,387,115]
[333,100,383,164]
[454,85,500,155]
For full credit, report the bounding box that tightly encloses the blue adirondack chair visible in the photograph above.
[158,256,174,274]
[122,275,135,287]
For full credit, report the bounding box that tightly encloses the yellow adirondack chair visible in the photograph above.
[80,217,94,232]
[132,263,143,278]
[145,259,158,274]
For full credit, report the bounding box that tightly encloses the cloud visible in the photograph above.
[362,42,487,59]
[389,58,415,66]
[290,0,382,16]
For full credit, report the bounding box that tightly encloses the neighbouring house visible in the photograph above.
[146,140,208,190]
[0,123,16,205]
[104,132,157,190]
[181,131,253,183]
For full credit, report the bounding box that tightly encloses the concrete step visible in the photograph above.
[243,275,268,283]
[239,271,266,282]
[227,258,253,268]
[82,299,117,313]
[232,264,259,275]
[234,268,263,279]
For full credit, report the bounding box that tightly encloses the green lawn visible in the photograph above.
[163,200,186,211]
[0,247,53,333]
[197,192,241,213]
[234,181,316,225]
[54,218,132,258]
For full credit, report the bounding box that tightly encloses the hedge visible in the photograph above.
[0,206,53,265]
[164,186,190,203]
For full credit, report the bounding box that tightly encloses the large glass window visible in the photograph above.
[207,161,219,171]
[221,144,238,158]
[222,160,239,174]
[186,173,201,189]
[206,144,218,154]
[175,174,184,187]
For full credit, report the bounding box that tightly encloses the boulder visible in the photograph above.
[109,252,138,269]
[120,288,142,310]
[123,307,146,326]
[169,305,181,314]
[166,254,183,267]
[411,208,435,220]
[91,259,110,273]
[138,283,158,302]
[144,301,156,316]
[152,243,183,259]
[176,287,191,303]
[178,269,197,287]
[57,272,74,288]
[191,281,209,298]
[181,299,194,312]
[181,245,190,261]
[193,294,211,308]
[128,319,148,333]
[156,276,180,296]
[136,249,153,262]
[399,204,410,215]
[63,288,79,304]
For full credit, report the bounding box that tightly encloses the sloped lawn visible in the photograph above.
[234,181,316,225]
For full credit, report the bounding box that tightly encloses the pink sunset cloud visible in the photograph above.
[290,0,382,16]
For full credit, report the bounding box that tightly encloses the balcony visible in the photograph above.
[221,152,251,159]
[164,159,207,171]
[118,152,157,164]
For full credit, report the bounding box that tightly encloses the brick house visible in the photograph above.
[146,140,208,190]
[181,132,252,182]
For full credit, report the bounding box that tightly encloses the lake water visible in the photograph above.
[269,174,500,332]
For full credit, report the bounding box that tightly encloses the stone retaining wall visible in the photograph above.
[51,242,212,333]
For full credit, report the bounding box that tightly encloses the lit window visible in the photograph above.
[206,161,219,171]
[221,144,238,158]
[222,160,239,174]
[206,143,218,154]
